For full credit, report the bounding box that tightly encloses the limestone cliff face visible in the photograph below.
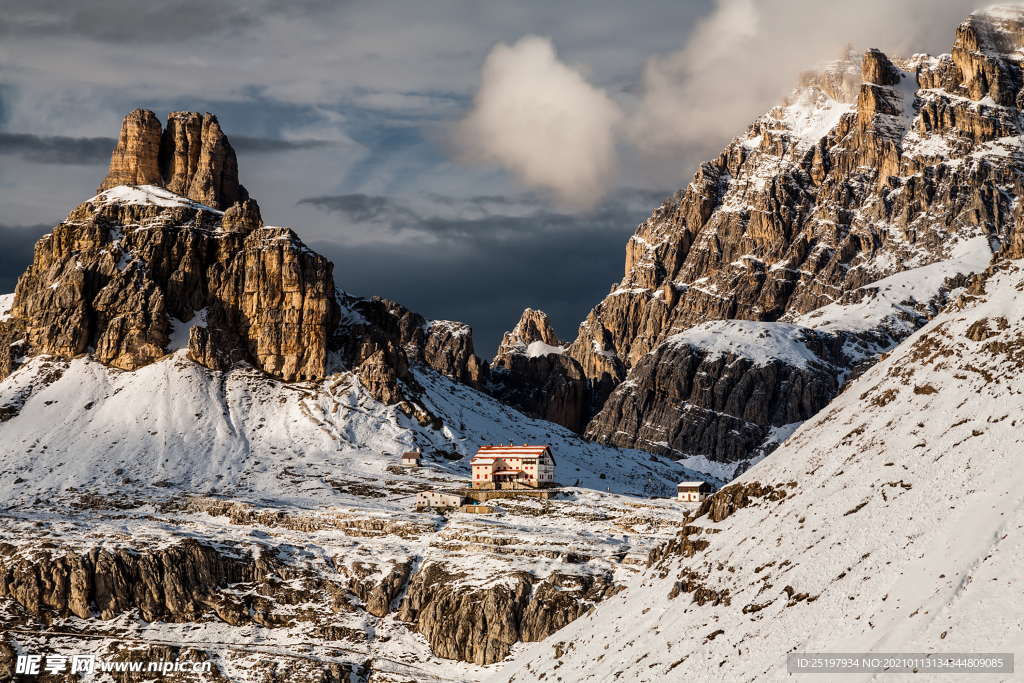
[1,194,338,382]
[0,541,276,624]
[1,116,342,384]
[97,108,164,192]
[99,109,243,210]
[398,561,615,665]
[585,332,841,470]
[490,309,588,432]
[568,7,1024,467]
[951,7,1024,106]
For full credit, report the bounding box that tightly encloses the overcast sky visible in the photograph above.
[0,0,984,356]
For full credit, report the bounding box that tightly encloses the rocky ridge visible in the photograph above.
[551,7,1024,471]
[489,242,1024,683]
[488,309,589,432]
[0,109,495,402]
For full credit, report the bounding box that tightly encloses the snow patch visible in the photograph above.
[90,185,222,213]
[663,320,823,370]
[0,293,13,322]
[167,308,208,352]
[526,341,564,358]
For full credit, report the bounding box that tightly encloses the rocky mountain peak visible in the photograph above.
[96,108,163,191]
[98,109,244,210]
[551,9,1024,472]
[493,308,562,366]
[1,107,335,384]
[861,47,901,86]
[952,5,1024,106]
[488,309,587,433]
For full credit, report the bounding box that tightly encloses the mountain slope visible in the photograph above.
[547,8,1024,476]
[0,111,724,682]
[489,252,1024,682]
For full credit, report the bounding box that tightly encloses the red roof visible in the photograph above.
[470,445,552,466]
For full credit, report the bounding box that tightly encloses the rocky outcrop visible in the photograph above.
[0,540,276,623]
[565,8,1024,467]
[494,308,562,363]
[2,194,337,382]
[694,481,786,523]
[586,334,839,464]
[862,47,902,86]
[950,7,1024,106]
[358,347,405,405]
[183,113,243,210]
[200,226,338,381]
[330,295,488,405]
[344,559,412,618]
[160,111,204,196]
[222,198,263,233]
[97,108,164,192]
[398,562,614,665]
[490,309,589,432]
[421,320,487,387]
[99,109,243,210]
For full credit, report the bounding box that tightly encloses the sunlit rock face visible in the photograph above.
[567,6,1024,469]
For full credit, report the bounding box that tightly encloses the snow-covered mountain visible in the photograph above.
[489,225,1024,683]
[550,7,1024,477]
[5,5,1024,681]
[0,112,714,682]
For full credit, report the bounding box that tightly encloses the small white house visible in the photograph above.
[402,450,422,467]
[677,481,713,502]
[416,490,464,511]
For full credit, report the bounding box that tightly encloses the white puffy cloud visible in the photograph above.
[455,35,625,207]
[456,1,985,197]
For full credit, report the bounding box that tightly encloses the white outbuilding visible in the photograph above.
[416,490,464,511]
[677,481,713,502]
[402,450,422,467]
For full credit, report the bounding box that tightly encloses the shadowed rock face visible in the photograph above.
[563,8,1024,467]
[0,540,275,623]
[490,309,589,432]
[585,336,840,468]
[398,561,615,665]
[99,109,243,210]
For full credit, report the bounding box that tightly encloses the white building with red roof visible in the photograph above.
[470,444,556,489]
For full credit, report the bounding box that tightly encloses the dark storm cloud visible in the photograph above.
[0,0,342,42]
[230,136,342,154]
[0,132,115,165]
[0,224,50,295]
[304,190,669,356]
[0,130,338,166]
[299,194,419,224]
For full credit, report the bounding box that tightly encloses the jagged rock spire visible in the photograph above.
[98,109,244,210]
[97,108,164,192]
[493,308,562,367]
